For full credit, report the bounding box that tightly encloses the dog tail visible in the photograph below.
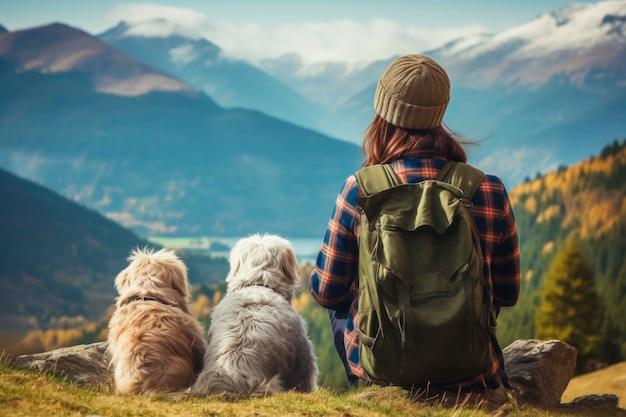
[247,374,283,397]
[190,372,284,398]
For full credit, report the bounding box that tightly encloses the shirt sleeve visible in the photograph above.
[309,175,359,310]
[491,185,521,307]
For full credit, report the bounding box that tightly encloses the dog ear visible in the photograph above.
[114,269,131,294]
[280,246,300,288]
[225,239,246,285]
[160,250,190,298]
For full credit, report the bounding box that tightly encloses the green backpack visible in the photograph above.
[355,161,495,386]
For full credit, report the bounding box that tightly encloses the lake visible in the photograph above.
[147,235,323,264]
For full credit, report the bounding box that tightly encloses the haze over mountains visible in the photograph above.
[0,23,363,238]
[0,0,625,239]
[99,21,324,132]
[91,1,626,187]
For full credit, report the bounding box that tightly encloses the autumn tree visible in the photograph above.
[535,238,601,372]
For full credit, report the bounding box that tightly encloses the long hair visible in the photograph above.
[361,114,474,166]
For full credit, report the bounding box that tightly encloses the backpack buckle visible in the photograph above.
[461,196,473,207]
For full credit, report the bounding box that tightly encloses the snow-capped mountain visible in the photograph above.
[432,0,626,89]
[317,1,626,186]
[99,20,324,132]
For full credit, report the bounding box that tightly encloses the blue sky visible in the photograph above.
[0,0,606,67]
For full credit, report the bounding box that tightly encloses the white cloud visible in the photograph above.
[207,18,486,70]
[105,3,487,71]
[169,43,199,66]
[106,3,210,39]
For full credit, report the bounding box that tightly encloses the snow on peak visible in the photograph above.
[119,18,203,40]
[492,1,626,58]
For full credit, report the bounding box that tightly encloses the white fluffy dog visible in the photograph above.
[191,234,318,397]
[107,248,206,395]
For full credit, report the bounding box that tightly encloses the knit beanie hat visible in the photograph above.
[374,54,450,130]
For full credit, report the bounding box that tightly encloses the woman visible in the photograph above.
[309,54,520,390]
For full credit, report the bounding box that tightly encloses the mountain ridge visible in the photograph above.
[0,23,364,238]
[0,166,149,329]
[0,23,196,97]
[433,1,626,89]
[98,21,324,132]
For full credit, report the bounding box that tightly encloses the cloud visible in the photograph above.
[105,3,487,71]
[207,19,486,70]
[105,3,211,39]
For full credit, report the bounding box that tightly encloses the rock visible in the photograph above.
[12,342,113,388]
[565,394,620,409]
[503,339,577,408]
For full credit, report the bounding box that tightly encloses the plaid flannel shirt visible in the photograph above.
[310,153,521,388]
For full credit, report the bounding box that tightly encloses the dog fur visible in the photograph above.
[191,234,318,397]
[107,247,206,395]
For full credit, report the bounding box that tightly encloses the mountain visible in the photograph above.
[0,23,363,238]
[496,139,626,364]
[90,2,626,178]
[319,1,626,187]
[98,20,324,133]
[0,23,195,97]
[432,1,626,90]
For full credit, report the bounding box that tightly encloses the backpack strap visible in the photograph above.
[355,164,401,197]
[437,161,485,200]
[439,161,496,338]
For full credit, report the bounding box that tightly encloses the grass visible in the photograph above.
[1,356,624,417]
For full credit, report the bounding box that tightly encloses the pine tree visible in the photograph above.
[535,238,601,372]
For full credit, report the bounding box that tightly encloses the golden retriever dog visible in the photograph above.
[191,234,318,397]
[107,247,205,395]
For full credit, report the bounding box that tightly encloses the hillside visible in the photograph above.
[0,167,229,354]
[562,362,626,408]
[497,139,626,363]
[0,168,149,342]
[0,23,363,238]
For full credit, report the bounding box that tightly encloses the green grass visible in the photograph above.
[1,357,624,417]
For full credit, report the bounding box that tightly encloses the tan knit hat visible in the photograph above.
[374,54,450,130]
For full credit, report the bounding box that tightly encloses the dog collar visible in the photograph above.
[129,296,160,303]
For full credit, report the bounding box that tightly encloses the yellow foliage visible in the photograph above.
[525,270,533,282]
[542,241,554,255]
[536,205,561,223]
[190,294,211,319]
[292,291,312,313]
[524,195,537,214]
[510,146,626,239]
[19,327,91,353]
[212,291,223,306]
[7,315,106,355]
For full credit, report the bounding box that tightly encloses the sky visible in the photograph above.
[0,0,607,68]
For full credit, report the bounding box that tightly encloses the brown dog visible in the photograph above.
[107,248,205,395]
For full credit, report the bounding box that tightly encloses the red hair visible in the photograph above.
[361,115,474,167]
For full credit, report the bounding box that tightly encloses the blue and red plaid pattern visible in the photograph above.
[310,154,521,387]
